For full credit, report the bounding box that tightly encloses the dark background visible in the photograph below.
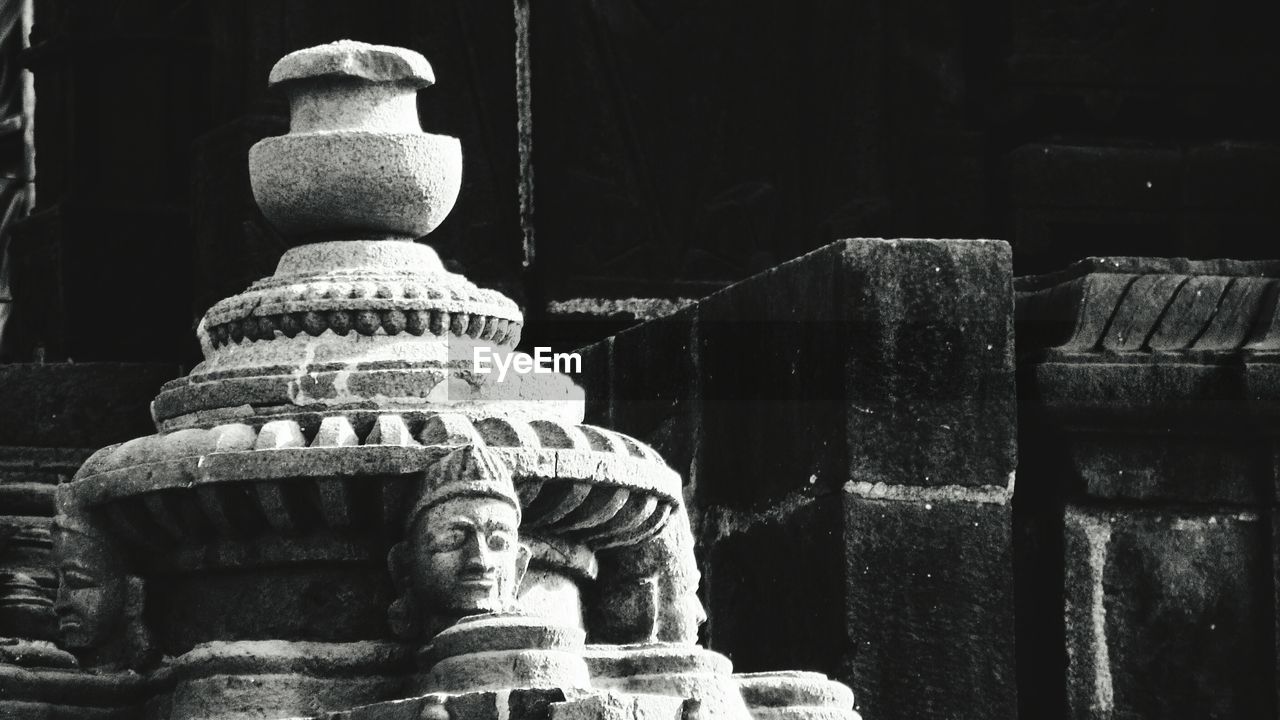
[6,0,1279,366]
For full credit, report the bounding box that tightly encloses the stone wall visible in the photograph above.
[577,244,1280,719]
[576,238,1018,720]
[1017,258,1280,719]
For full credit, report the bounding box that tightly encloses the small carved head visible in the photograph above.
[50,518,128,649]
[388,445,531,639]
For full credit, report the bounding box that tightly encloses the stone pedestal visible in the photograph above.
[586,644,751,720]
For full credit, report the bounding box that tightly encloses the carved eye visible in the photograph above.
[428,527,467,552]
[487,532,512,553]
[61,570,97,590]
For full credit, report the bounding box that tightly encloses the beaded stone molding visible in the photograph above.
[201,273,522,349]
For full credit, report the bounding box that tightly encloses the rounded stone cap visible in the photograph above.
[583,642,733,678]
[424,613,585,668]
[734,671,855,709]
[269,39,435,88]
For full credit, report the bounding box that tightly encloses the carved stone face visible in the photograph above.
[51,529,126,649]
[408,496,525,617]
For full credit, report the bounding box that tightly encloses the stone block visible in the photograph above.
[1066,431,1267,505]
[1063,507,1272,720]
[147,565,395,654]
[1018,258,1280,504]
[551,692,684,720]
[836,239,1014,491]
[843,487,1016,720]
[696,238,1014,506]
[0,363,178,449]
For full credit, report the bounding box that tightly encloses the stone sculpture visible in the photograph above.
[50,509,155,672]
[388,444,531,640]
[24,39,862,720]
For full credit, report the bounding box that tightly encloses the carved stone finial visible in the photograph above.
[249,40,462,241]
[388,446,532,640]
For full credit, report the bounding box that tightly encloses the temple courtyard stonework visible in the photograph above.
[1,42,861,720]
[2,22,1277,720]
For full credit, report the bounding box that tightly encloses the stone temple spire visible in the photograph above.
[155,40,580,430]
[47,41,860,720]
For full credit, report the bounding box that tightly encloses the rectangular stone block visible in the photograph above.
[838,239,1014,491]
[579,238,1017,719]
[1069,432,1268,505]
[843,487,1016,720]
[1063,507,1272,720]
[696,238,1014,506]
[551,692,683,720]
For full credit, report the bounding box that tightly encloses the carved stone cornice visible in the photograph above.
[62,412,681,569]
[1018,257,1280,421]
[1017,256,1280,503]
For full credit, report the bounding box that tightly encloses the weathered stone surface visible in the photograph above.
[695,246,848,509]
[270,41,435,88]
[734,671,854,710]
[422,614,583,668]
[586,643,751,720]
[836,239,1014,490]
[250,41,461,240]
[320,689,569,720]
[698,238,1014,508]
[1063,507,1272,719]
[147,565,396,653]
[1018,257,1280,504]
[550,692,684,720]
[572,237,1018,718]
[0,664,149,719]
[33,37,858,720]
[389,448,530,641]
[843,488,1016,720]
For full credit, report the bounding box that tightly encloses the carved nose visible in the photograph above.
[463,532,494,569]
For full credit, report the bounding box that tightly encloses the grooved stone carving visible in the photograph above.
[1018,256,1280,504]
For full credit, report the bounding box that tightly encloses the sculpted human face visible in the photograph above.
[410,497,526,616]
[52,530,126,648]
